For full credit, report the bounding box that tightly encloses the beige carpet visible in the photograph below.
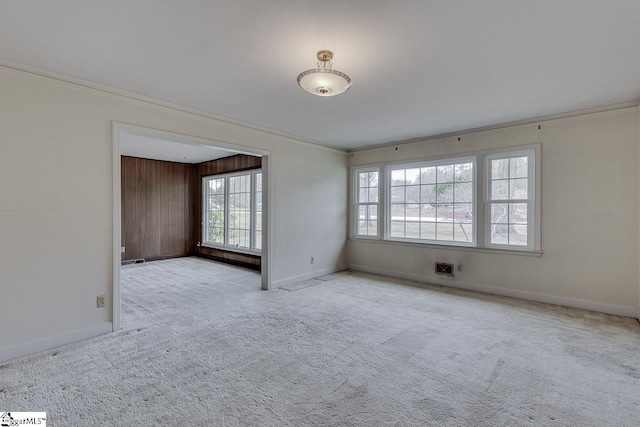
[1,257,639,426]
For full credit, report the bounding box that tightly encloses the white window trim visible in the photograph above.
[484,148,538,251]
[384,155,477,247]
[202,169,262,255]
[351,166,382,239]
[349,143,541,254]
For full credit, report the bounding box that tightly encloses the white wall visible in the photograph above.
[349,108,640,316]
[0,67,347,353]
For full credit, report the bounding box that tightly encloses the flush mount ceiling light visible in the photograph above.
[297,50,352,97]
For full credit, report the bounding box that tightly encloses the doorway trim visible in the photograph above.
[112,122,273,331]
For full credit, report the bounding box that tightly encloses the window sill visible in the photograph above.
[200,243,262,257]
[348,237,543,257]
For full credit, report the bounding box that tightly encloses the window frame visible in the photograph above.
[484,148,538,251]
[202,169,262,255]
[352,166,382,238]
[349,144,541,254]
[384,156,477,247]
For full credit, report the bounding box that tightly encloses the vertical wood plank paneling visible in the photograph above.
[121,156,195,261]
[121,154,261,268]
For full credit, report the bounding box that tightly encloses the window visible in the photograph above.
[486,151,535,248]
[388,158,474,244]
[203,170,262,253]
[204,178,225,244]
[351,145,539,252]
[254,173,262,250]
[354,169,379,237]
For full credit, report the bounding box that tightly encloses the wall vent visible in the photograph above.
[435,262,454,276]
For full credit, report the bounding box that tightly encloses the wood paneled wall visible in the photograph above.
[121,156,195,261]
[195,154,262,269]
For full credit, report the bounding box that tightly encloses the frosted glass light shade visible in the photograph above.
[297,68,352,97]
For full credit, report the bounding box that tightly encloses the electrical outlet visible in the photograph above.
[310,257,315,264]
[121,246,125,253]
[457,264,463,272]
[96,295,106,308]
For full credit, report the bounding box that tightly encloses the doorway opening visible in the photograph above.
[112,123,272,331]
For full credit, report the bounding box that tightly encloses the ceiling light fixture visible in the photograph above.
[297,50,352,97]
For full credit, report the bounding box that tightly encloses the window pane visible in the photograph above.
[368,171,379,187]
[357,205,378,236]
[406,222,420,239]
[510,157,528,178]
[358,215,368,235]
[454,223,473,242]
[391,170,405,185]
[358,171,378,206]
[359,188,368,203]
[492,159,509,180]
[491,202,529,246]
[391,187,405,203]
[390,221,405,237]
[391,204,405,220]
[420,222,436,240]
[421,185,437,204]
[455,163,473,182]
[454,182,473,203]
[436,183,454,203]
[420,204,436,220]
[510,203,527,224]
[491,203,509,223]
[421,167,436,184]
[368,188,378,203]
[204,178,225,245]
[490,224,509,245]
[406,204,420,221]
[227,174,252,249]
[406,185,420,203]
[511,225,528,246]
[437,165,454,183]
[510,178,528,199]
[491,180,509,200]
[239,230,249,247]
[436,222,454,241]
[254,173,263,251]
[454,203,473,222]
[406,168,420,185]
[436,204,453,221]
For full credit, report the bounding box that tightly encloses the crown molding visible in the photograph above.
[0,59,347,155]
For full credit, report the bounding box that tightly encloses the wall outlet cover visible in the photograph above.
[96,295,106,308]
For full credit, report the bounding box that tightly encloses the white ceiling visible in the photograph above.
[120,133,235,163]
[1,1,639,150]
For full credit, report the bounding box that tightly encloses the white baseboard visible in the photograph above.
[0,322,112,363]
[273,265,348,289]
[348,264,639,319]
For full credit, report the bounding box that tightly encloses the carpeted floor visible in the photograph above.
[1,257,639,426]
